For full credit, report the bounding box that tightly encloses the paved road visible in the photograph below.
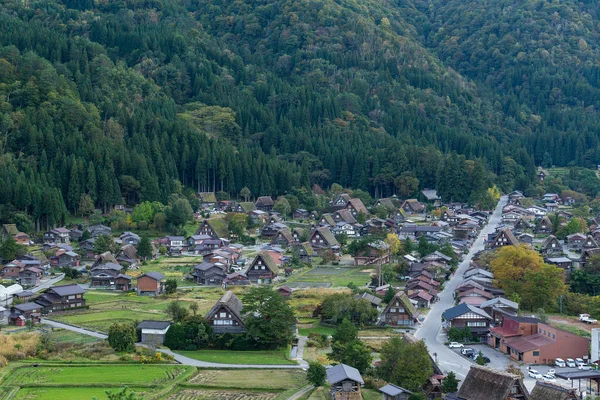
[415,196,508,380]
[42,318,108,339]
[32,274,65,293]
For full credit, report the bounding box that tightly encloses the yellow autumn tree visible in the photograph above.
[489,245,544,296]
[384,233,401,256]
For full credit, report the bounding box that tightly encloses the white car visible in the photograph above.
[448,342,464,348]
[528,369,543,379]
[566,358,577,368]
[541,374,556,382]
[578,364,593,370]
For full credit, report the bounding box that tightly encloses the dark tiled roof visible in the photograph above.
[48,284,85,296]
[139,272,165,281]
[136,320,171,330]
[326,364,364,385]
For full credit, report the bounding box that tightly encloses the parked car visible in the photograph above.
[566,358,577,368]
[555,358,566,368]
[461,348,475,356]
[547,369,556,376]
[448,342,464,348]
[470,353,490,363]
[575,358,586,368]
[541,374,556,382]
[579,314,598,324]
[398,276,411,281]
[528,369,543,379]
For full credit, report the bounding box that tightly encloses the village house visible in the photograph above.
[117,244,139,267]
[295,242,315,262]
[374,198,398,215]
[224,272,250,286]
[43,227,71,244]
[86,224,112,238]
[421,189,441,205]
[50,249,80,268]
[518,233,534,245]
[9,302,42,325]
[205,290,246,334]
[1,224,18,241]
[442,303,493,342]
[346,198,369,218]
[136,272,165,296]
[19,267,42,287]
[234,201,256,214]
[309,226,340,250]
[197,192,217,208]
[408,290,433,308]
[443,365,529,400]
[480,297,518,325]
[488,228,519,249]
[13,232,30,246]
[255,196,275,212]
[380,292,420,327]
[90,263,131,290]
[534,216,553,235]
[120,232,140,246]
[456,288,493,305]
[195,219,229,239]
[245,252,278,284]
[540,235,563,256]
[35,284,86,312]
[137,320,171,346]
[277,286,292,297]
[544,257,573,274]
[566,233,586,249]
[326,363,364,400]
[192,262,226,285]
[261,222,288,238]
[271,228,295,247]
[379,384,412,400]
[582,234,599,250]
[401,199,426,214]
[2,260,25,279]
[331,193,352,210]
[397,224,442,239]
[529,382,577,400]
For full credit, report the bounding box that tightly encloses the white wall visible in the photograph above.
[592,328,600,363]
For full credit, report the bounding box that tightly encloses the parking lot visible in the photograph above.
[449,344,598,393]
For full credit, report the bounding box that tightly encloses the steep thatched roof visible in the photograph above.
[206,290,244,323]
[529,382,576,400]
[456,365,529,400]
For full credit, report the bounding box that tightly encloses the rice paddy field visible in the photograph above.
[0,364,307,400]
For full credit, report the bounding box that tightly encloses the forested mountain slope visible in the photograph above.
[423,0,600,166]
[0,0,598,229]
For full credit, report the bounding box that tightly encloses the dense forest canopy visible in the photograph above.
[0,0,598,230]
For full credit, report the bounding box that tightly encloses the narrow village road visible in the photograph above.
[41,318,309,369]
[415,196,508,380]
[42,318,108,339]
[31,273,65,293]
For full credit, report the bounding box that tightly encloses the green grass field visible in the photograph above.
[4,364,189,386]
[178,349,296,365]
[286,266,374,288]
[14,387,149,400]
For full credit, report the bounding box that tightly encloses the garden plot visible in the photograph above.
[286,266,373,288]
[188,369,306,390]
[168,389,279,400]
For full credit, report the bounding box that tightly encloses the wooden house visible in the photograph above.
[137,320,171,346]
[192,262,226,285]
[331,193,352,210]
[489,228,519,249]
[9,302,42,325]
[19,267,42,287]
[534,216,553,235]
[566,233,586,249]
[326,363,364,400]
[255,196,274,212]
[582,234,599,250]
[1,224,18,241]
[380,292,419,327]
[35,284,86,312]
[540,235,562,256]
[271,228,295,247]
[295,242,314,262]
[401,199,425,214]
[444,365,529,400]
[309,226,340,250]
[205,290,245,334]
[441,303,492,342]
[246,252,278,284]
[529,382,577,400]
[90,263,131,290]
[379,384,412,400]
[346,198,368,218]
[195,219,229,239]
[136,272,165,296]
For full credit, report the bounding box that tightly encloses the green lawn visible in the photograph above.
[298,324,336,337]
[4,364,189,386]
[177,349,296,365]
[14,387,149,400]
[54,310,169,332]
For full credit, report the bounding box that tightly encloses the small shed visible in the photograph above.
[379,383,412,400]
[136,320,171,345]
[326,364,364,400]
[277,286,292,297]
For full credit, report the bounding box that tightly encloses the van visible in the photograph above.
[575,358,585,367]
[555,358,566,368]
[566,358,577,368]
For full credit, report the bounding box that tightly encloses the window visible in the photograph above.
[68,295,75,300]
[533,351,540,356]
[261,266,265,270]
[467,321,487,327]
[552,334,555,339]
[219,312,226,318]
